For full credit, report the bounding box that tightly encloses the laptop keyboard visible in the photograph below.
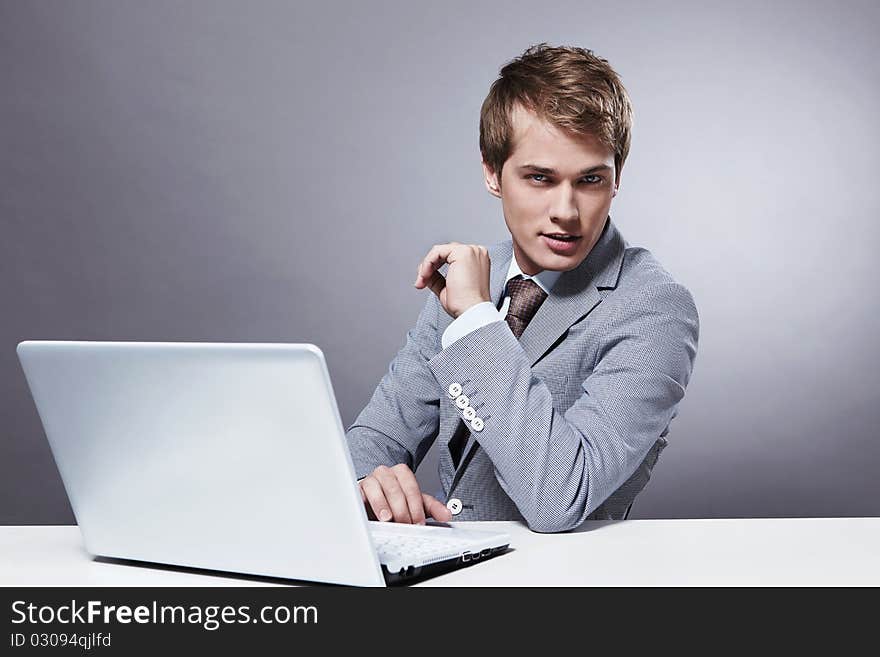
[367,521,499,569]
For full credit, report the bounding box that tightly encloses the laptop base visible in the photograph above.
[382,544,511,585]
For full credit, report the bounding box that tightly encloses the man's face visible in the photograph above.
[482,103,619,275]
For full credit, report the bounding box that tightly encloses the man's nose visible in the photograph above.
[550,184,579,224]
[549,183,579,223]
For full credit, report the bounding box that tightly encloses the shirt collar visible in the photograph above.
[504,254,562,296]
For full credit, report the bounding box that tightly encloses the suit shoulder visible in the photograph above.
[618,245,677,286]
[613,245,698,319]
[487,237,513,259]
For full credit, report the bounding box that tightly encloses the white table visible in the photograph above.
[2,518,879,586]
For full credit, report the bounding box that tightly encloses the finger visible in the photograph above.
[422,493,453,522]
[414,246,446,288]
[425,270,446,298]
[414,244,455,288]
[361,476,392,522]
[358,484,376,520]
[372,466,413,524]
[391,464,426,525]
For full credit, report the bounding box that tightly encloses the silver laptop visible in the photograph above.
[16,341,511,586]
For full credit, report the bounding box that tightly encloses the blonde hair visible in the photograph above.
[479,43,633,185]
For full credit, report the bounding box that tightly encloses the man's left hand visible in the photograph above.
[413,242,491,318]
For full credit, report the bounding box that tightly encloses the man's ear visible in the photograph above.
[481,160,502,198]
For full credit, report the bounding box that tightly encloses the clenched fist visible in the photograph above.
[413,243,491,318]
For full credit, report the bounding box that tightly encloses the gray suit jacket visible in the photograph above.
[346,218,699,532]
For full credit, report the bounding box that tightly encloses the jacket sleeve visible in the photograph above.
[426,282,700,533]
[345,292,443,479]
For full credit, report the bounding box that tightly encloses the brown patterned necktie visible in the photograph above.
[504,275,548,339]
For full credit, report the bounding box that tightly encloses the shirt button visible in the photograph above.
[470,417,484,432]
[448,383,462,399]
[463,406,476,421]
[447,498,463,515]
[455,394,470,410]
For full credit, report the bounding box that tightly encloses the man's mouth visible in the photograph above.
[541,232,581,242]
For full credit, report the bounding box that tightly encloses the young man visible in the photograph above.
[346,43,699,533]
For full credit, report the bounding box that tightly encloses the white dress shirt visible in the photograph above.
[440,257,562,349]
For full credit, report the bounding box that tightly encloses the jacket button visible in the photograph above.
[455,394,470,410]
[463,406,476,421]
[470,417,484,432]
[447,498,463,515]
[448,383,462,399]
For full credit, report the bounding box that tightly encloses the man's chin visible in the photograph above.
[531,247,588,272]
[514,239,588,273]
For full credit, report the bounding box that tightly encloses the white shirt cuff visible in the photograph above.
[441,302,504,349]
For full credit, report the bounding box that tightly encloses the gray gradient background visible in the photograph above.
[2,0,878,525]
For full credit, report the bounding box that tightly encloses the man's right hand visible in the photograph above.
[359,464,452,525]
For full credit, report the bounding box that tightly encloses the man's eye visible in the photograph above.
[527,174,602,184]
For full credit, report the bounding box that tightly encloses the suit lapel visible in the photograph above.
[517,284,602,367]
[488,240,514,308]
